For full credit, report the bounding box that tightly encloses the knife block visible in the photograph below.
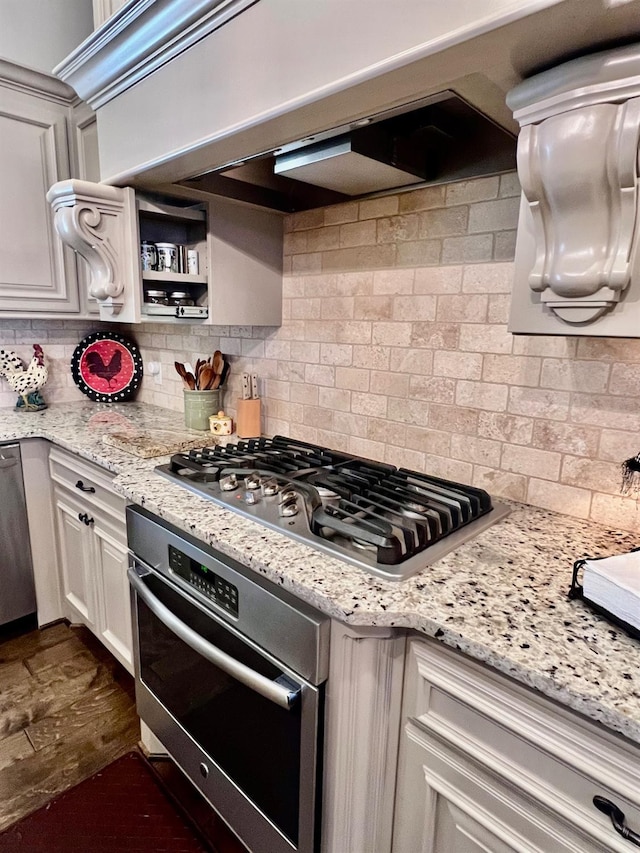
[236,398,261,438]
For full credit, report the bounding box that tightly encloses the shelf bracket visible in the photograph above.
[507,43,640,332]
[46,179,137,321]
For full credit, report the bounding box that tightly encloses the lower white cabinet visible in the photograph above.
[54,490,95,627]
[49,448,132,673]
[395,723,595,852]
[393,638,640,853]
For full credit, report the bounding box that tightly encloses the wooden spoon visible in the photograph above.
[213,351,224,377]
[174,361,191,389]
[184,371,196,390]
[219,358,230,387]
[198,364,214,390]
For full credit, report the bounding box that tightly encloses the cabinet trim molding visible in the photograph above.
[408,640,640,812]
[0,59,76,105]
[47,179,140,321]
[321,622,405,853]
[54,0,259,109]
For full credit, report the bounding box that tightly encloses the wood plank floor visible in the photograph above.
[0,619,248,852]
[0,619,139,831]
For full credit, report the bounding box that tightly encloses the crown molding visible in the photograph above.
[53,0,259,110]
[0,59,77,104]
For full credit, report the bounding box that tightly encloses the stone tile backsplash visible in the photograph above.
[2,172,640,533]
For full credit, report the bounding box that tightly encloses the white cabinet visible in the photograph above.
[0,61,79,315]
[393,638,640,853]
[53,489,96,627]
[0,61,102,319]
[395,724,596,852]
[47,179,283,325]
[49,448,133,673]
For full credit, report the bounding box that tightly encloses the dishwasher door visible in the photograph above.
[0,444,36,625]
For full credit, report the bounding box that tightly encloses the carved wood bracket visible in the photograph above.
[46,180,132,317]
[508,44,640,326]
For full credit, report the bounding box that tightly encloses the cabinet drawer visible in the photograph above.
[395,722,605,853]
[401,638,640,852]
[49,447,125,525]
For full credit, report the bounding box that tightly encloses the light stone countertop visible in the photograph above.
[3,402,640,744]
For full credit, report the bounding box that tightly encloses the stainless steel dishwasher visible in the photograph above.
[0,443,36,625]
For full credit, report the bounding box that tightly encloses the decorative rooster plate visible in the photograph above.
[71,332,143,402]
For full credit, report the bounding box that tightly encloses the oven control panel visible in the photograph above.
[168,545,238,617]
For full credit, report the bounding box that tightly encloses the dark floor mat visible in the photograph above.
[0,751,212,852]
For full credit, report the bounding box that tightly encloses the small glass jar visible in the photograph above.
[168,290,195,307]
[144,289,169,306]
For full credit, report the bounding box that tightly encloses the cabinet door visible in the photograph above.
[53,492,95,627]
[93,523,133,673]
[393,723,603,853]
[0,85,79,313]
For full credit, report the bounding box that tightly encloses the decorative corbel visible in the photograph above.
[46,180,136,319]
[507,43,640,327]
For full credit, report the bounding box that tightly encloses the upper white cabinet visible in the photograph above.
[0,60,103,320]
[508,42,640,337]
[47,178,283,325]
[0,61,80,315]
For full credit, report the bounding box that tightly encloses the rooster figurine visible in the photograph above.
[0,344,48,410]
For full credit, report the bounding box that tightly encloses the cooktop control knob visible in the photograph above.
[244,489,259,505]
[245,472,261,490]
[278,488,299,517]
[220,473,238,491]
[261,477,279,497]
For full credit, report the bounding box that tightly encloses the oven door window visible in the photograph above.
[136,573,302,845]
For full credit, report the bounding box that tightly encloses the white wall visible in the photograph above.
[0,0,93,74]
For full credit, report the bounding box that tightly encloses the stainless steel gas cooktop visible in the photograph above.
[156,435,509,580]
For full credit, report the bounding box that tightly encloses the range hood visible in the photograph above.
[273,127,430,195]
[181,92,517,212]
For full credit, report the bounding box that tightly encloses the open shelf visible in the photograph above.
[142,270,207,285]
[137,197,206,222]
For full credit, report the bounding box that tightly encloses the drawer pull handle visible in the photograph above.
[77,512,94,526]
[76,480,96,493]
[594,796,640,846]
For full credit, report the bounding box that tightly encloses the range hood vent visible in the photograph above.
[182,92,516,212]
[273,126,430,195]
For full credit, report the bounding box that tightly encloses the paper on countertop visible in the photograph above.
[583,551,640,631]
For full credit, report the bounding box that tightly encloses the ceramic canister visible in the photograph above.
[156,242,179,273]
[184,389,220,431]
[140,241,158,271]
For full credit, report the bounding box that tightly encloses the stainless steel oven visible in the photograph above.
[127,506,330,853]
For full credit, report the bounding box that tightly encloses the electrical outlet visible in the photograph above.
[147,361,162,385]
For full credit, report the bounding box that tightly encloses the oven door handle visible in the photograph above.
[127,567,301,710]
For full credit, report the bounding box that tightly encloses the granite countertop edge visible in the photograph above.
[3,402,640,746]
